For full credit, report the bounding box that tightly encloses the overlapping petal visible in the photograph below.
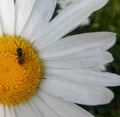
[15,0,36,36]
[0,0,15,35]
[21,0,57,41]
[39,90,94,117]
[40,32,116,58]
[34,0,108,49]
[40,78,114,105]
[45,69,120,86]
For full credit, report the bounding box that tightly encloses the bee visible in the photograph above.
[16,48,24,64]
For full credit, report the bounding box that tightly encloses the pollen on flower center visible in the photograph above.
[0,36,42,105]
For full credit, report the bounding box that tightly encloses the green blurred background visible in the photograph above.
[57,0,120,117]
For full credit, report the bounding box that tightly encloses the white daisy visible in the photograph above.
[0,0,120,117]
[57,0,90,26]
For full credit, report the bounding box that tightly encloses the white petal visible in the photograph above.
[40,32,116,58]
[35,0,108,49]
[5,106,10,117]
[0,22,3,36]
[5,106,16,117]
[15,0,36,36]
[40,78,114,105]
[21,0,57,42]
[44,51,113,68]
[42,47,109,59]
[39,90,94,117]
[14,103,36,117]
[9,107,16,117]
[45,68,120,86]
[0,0,15,35]
[0,105,4,117]
[91,65,106,71]
[29,94,59,117]
[27,102,43,117]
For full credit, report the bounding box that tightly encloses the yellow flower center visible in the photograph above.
[0,36,42,105]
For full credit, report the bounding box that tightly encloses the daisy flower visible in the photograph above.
[57,0,90,26]
[0,0,120,117]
